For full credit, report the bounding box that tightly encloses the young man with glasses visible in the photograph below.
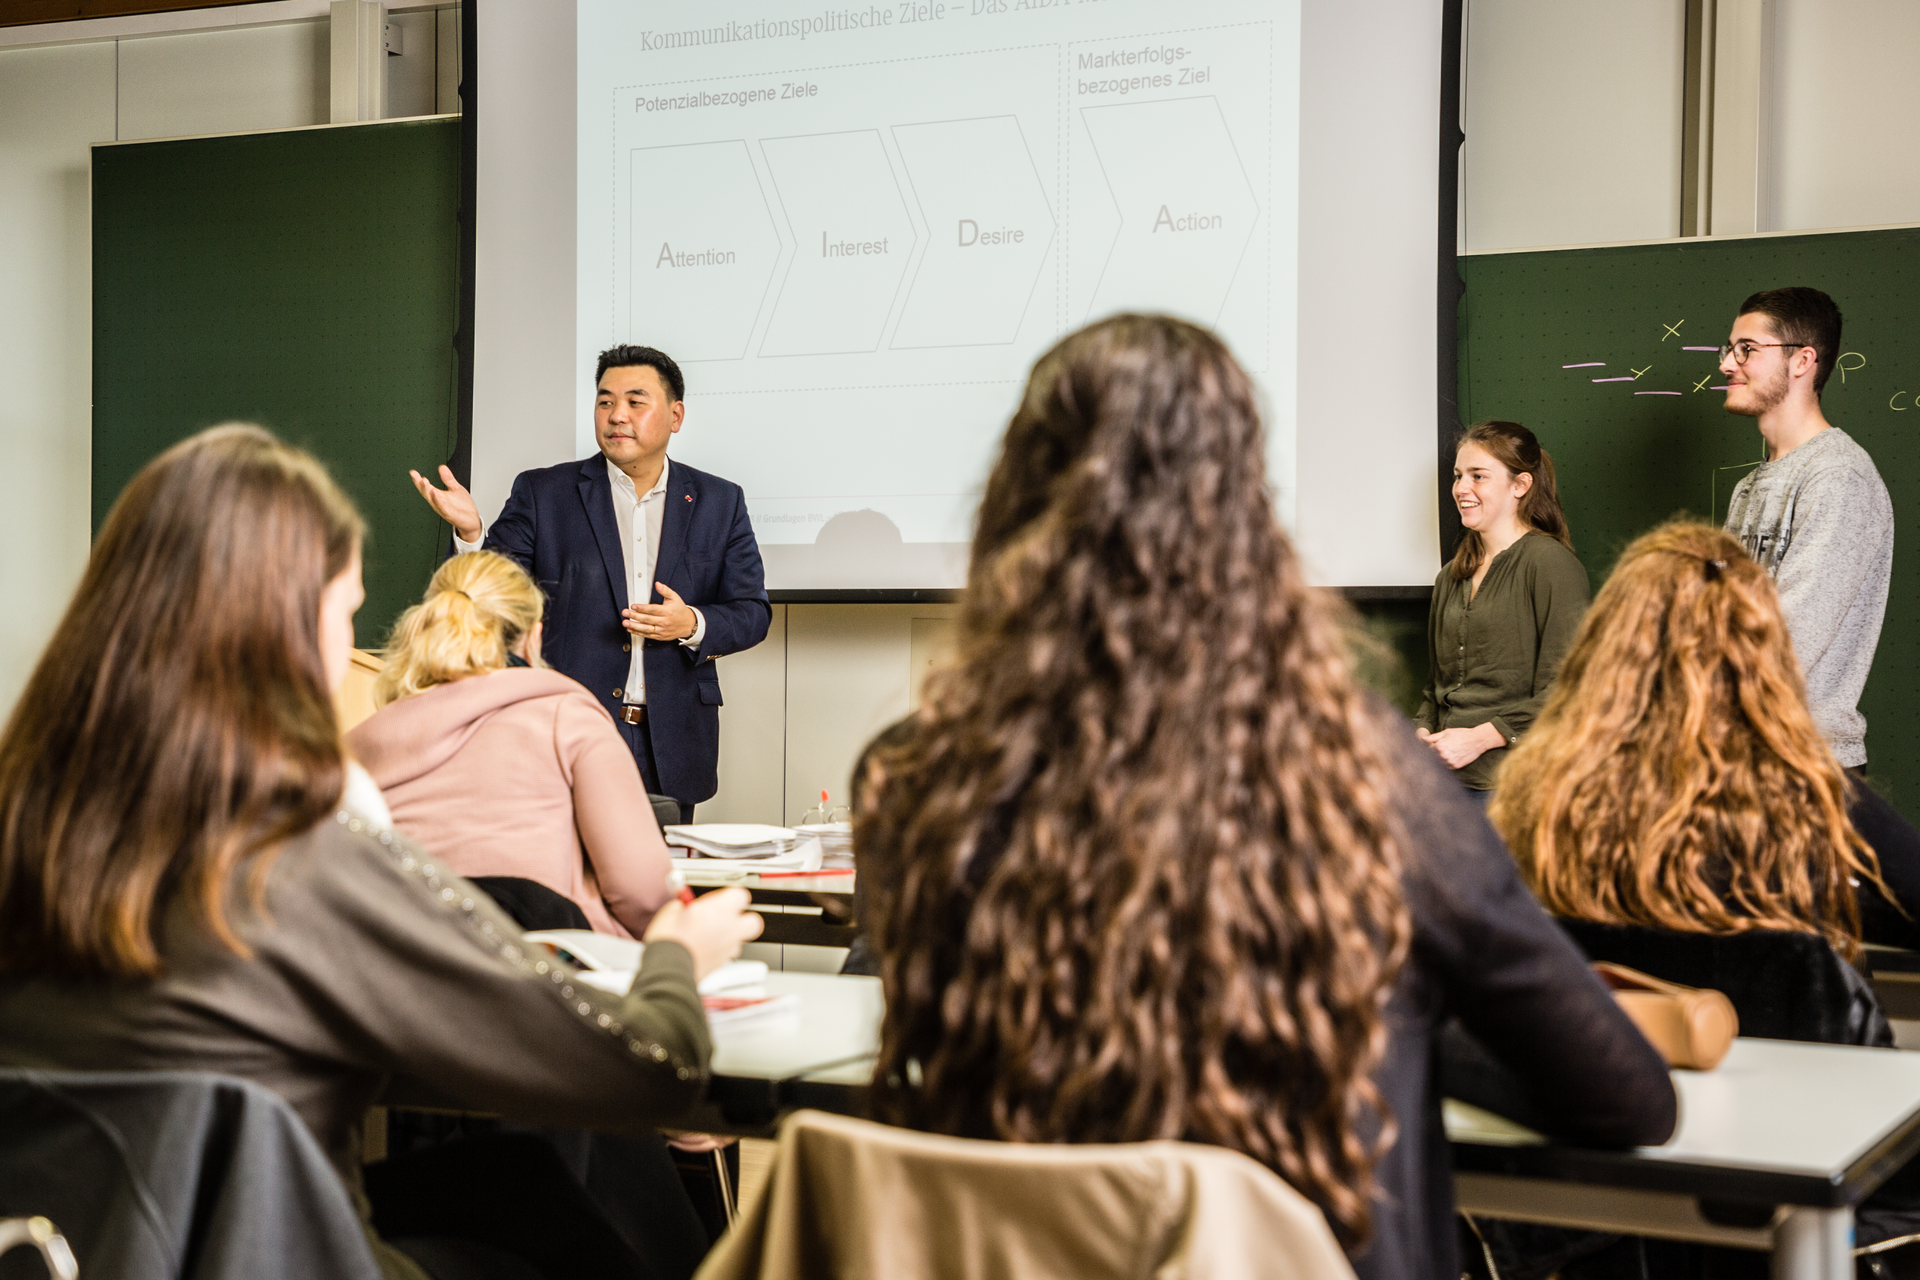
[1720,286,1891,771]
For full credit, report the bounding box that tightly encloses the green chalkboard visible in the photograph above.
[1459,227,1920,817]
[92,117,461,649]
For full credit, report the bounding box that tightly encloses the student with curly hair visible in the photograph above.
[853,315,1675,1280]
[1492,520,1894,961]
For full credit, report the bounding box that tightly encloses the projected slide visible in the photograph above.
[580,1,1297,589]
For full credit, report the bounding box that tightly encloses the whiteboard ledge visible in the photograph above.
[93,113,457,149]
[1461,220,1920,257]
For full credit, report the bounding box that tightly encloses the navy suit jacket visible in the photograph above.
[482,454,771,803]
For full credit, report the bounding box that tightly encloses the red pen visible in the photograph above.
[666,868,696,906]
[755,868,854,879]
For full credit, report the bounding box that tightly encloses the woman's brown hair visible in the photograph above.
[1448,420,1573,580]
[1490,521,1884,959]
[857,315,1411,1246]
[0,425,364,978]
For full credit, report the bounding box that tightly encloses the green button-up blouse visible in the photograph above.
[1416,532,1590,791]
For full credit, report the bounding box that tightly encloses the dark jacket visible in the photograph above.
[483,454,772,803]
[0,1069,383,1280]
[856,712,1677,1280]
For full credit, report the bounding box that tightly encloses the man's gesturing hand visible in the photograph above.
[409,465,482,544]
[623,582,698,643]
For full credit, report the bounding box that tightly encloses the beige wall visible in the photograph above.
[705,603,959,826]
[1771,0,1920,232]
[1461,0,1687,252]
[1461,0,1920,251]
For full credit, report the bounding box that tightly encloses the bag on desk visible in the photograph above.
[1594,962,1737,1070]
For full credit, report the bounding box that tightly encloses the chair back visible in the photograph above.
[1558,920,1892,1047]
[694,1109,1356,1280]
[0,1069,381,1280]
[333,648,384,732]
[466,876,593,932]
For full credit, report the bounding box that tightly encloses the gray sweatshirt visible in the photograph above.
[1723,427,1893,766]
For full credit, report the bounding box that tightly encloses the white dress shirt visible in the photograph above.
[453,457,705,706]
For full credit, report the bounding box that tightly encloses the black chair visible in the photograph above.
[647,794,683,832]
[467,877,594,932]
[1558,919,1892,1047]
[0,1069,381,1280]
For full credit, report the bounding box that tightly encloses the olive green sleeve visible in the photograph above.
[1486,547,1589,745]
[1415,567,1446,733]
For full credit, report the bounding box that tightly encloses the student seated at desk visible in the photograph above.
[1490,521,1920,1280]
[0,426,760,1280]
[851,315,1677,1280]
[349,550,674,938]
[1492,522,1899,975]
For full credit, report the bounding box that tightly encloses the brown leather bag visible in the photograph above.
[1594,962,1738,1071]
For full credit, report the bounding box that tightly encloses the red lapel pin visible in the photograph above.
[684,494,693,502]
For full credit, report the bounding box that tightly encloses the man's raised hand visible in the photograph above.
[409,465,483,544]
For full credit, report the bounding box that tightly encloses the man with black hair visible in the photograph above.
[1719,286,1891,769]
[411,344,770,819]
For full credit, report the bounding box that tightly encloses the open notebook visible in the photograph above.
[521,929,799,1025]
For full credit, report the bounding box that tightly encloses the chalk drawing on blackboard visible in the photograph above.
[1563,362,1604,368]
[1691,374,1716,392]
[1836,352,1866,383]
[1593,376,1635,383]
[1661,320,1684,341]
[1635,391,1682,396]
[1712,459,1765,524]
[1682,345,1718,352]
[1630,366,1652,380]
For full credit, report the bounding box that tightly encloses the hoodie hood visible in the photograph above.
[346,667,602,791]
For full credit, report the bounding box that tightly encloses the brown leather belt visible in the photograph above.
[618,705,647,724]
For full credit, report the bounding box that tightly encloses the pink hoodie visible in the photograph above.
[346,667,673,938]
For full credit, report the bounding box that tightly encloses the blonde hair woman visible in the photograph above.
[349,551,675,938]
[1492,521,1887,956]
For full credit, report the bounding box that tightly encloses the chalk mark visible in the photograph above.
[1691,374,1715,392]
[1682,345,1719,352]
[1661,320,1684,341]
[1562,362,1604,368]
[1630,366,1652,380]
[1635,391,1681,396]
[1838,352,1866,384]
[1593,377,1635,383]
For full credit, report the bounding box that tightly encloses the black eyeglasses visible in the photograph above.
[1720,341,1810,365]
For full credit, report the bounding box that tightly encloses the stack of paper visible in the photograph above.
[664,823,801,859]
[795,821,853,862]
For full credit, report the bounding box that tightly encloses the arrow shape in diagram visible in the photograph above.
[889,115,1056,349]
[629,140,783,362]
[758,130,918,357]
[1079,97,1260,326]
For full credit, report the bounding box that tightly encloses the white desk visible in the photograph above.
[1451,1038,1920,1280]
[701,978,1920,1280]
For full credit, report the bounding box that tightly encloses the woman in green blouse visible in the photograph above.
[1417,421,1589,798]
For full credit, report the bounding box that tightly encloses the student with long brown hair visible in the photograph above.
[1416,422,1588,797]
[855,316,1675,1280]
[1492,521,1889,956]
[0,426,759,1280]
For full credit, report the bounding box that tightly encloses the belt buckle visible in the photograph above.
[619,705,645,724]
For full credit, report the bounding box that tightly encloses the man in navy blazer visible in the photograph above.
[411,345,770,816]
